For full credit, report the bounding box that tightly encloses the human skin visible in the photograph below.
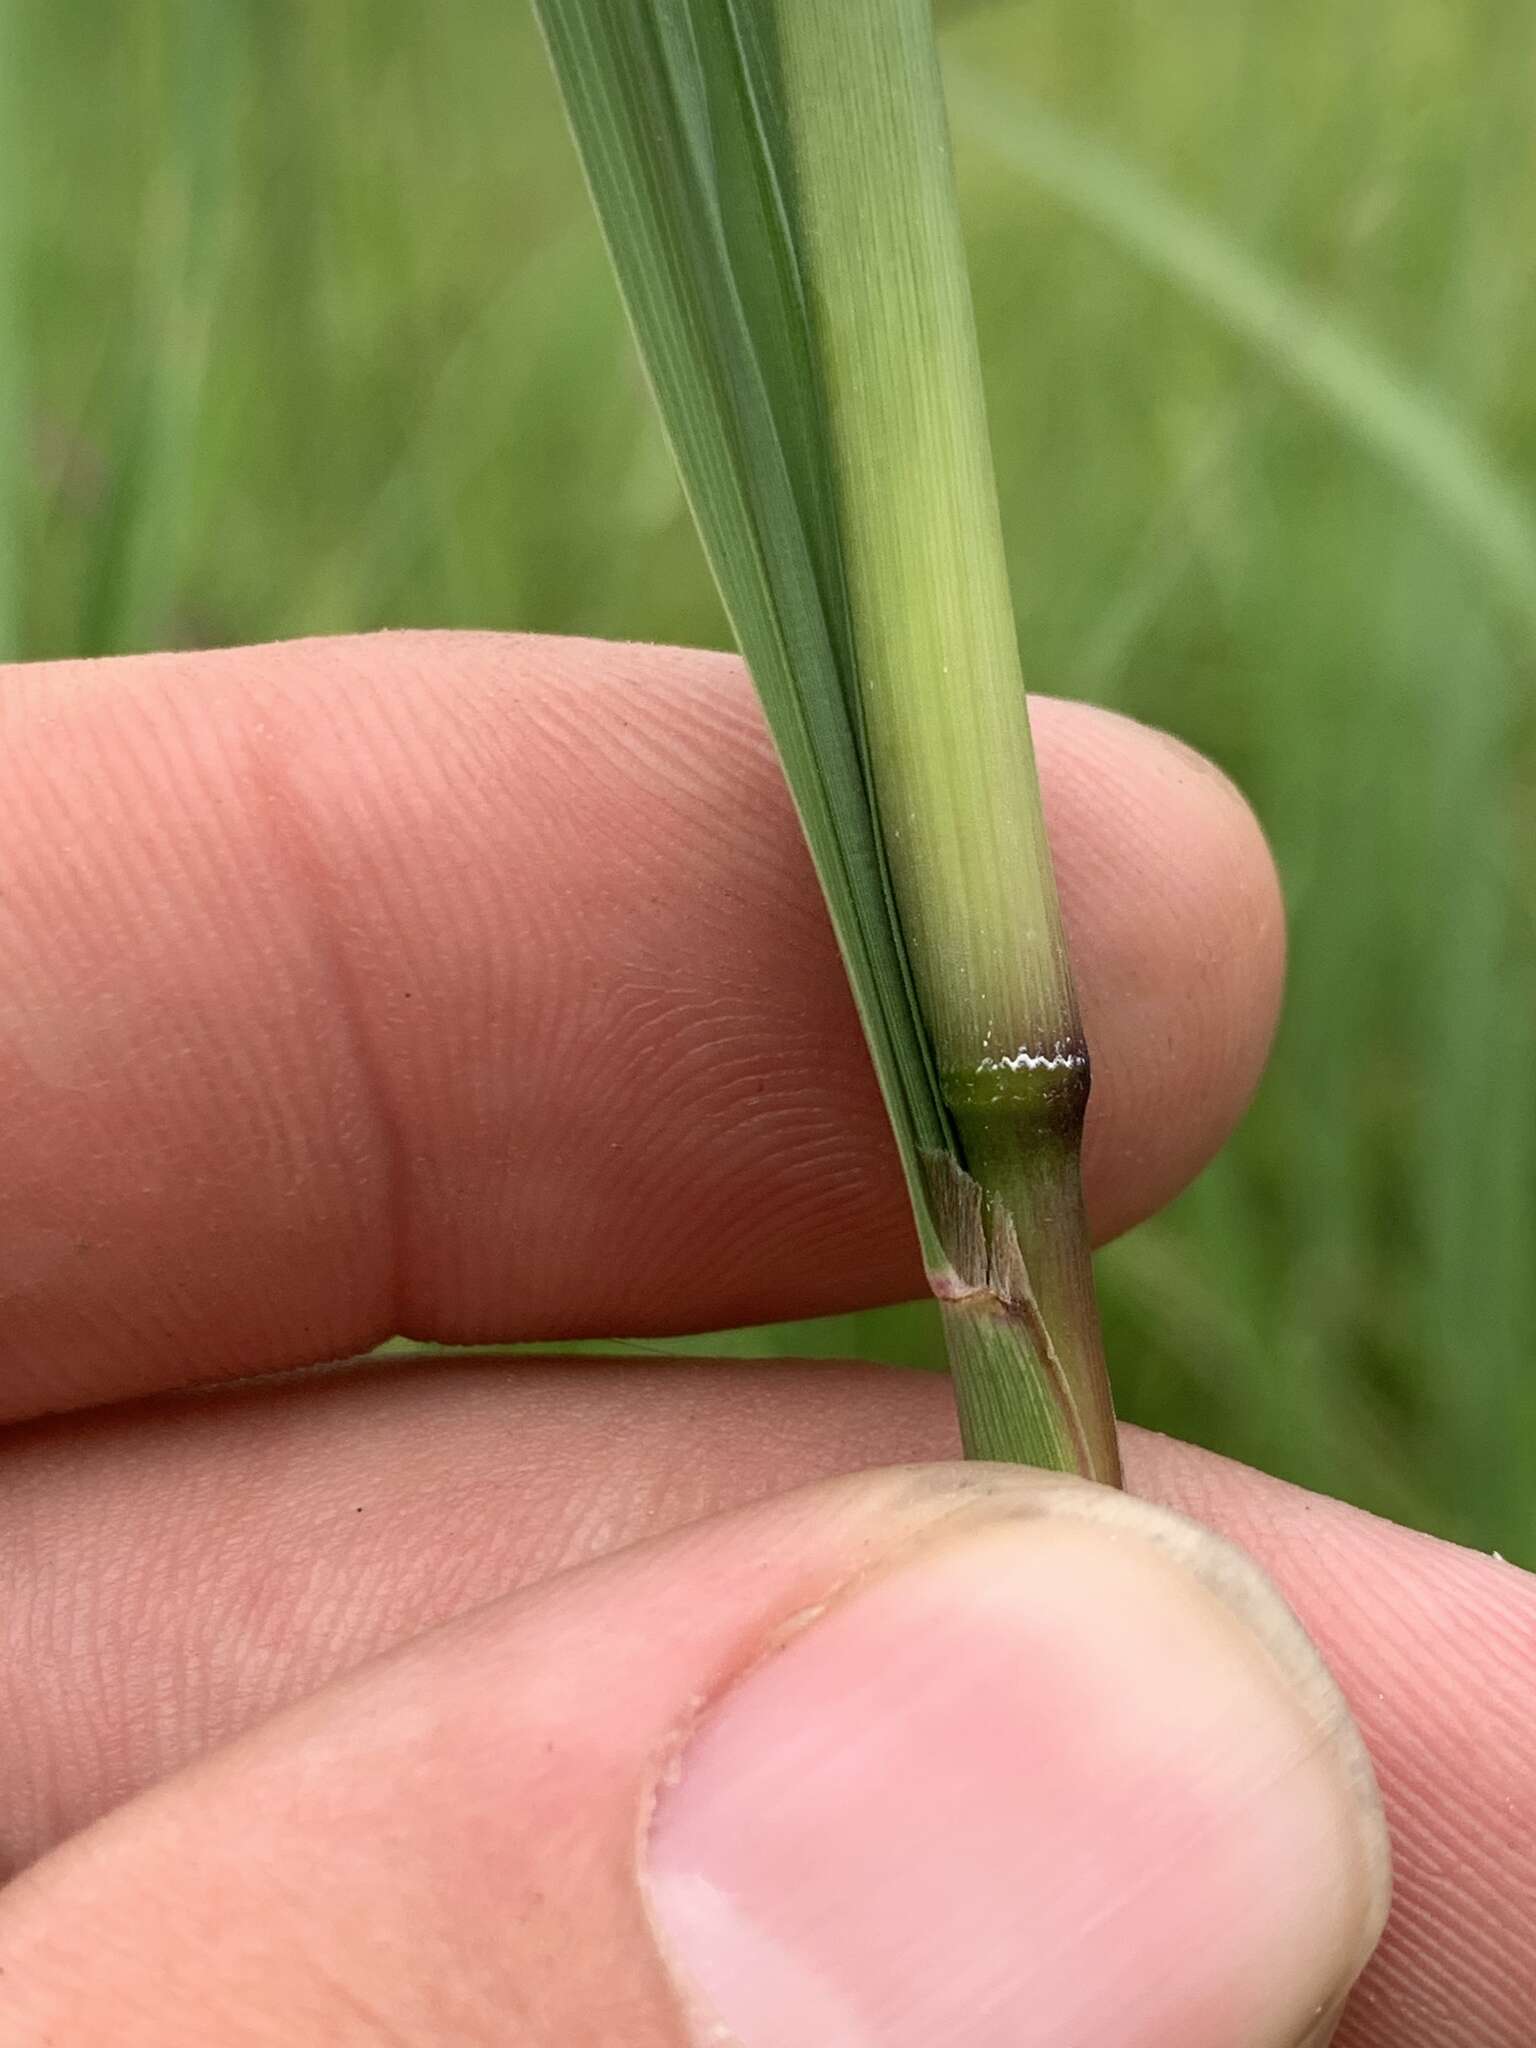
[0,632,1530,2044]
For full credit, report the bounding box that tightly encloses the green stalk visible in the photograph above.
[768,2,1113,1477]
[533,0,1118,1482]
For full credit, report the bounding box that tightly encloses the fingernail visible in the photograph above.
[1293,1989,1350,2048]
[648,1505,1387,2048]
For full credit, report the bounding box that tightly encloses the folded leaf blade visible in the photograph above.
[534,0,951,1261]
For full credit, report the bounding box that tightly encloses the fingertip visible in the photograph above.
[648,1469,1385,2048]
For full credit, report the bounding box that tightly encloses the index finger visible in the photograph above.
[0,631,1282,1419]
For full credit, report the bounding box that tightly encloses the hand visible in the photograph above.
[0,633,1528,2046]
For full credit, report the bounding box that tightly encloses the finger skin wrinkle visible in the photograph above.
[240,672,413,1346]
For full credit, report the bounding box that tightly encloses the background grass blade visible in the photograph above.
[109,2,241,654]
[951,67,1536,649]
[0,1,24,660]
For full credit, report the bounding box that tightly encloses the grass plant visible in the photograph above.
[532,0,1117,1476]
[8,0,1534,1555]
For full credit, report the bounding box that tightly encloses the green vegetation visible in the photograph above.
[9,3,1535,1556]
[532,0,1115,1476]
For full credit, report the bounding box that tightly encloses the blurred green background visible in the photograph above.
[5,4,1533,1559]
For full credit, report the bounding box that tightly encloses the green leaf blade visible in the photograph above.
[533,0,952,1266]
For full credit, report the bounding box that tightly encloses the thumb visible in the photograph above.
[0,1464,1388,2047]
